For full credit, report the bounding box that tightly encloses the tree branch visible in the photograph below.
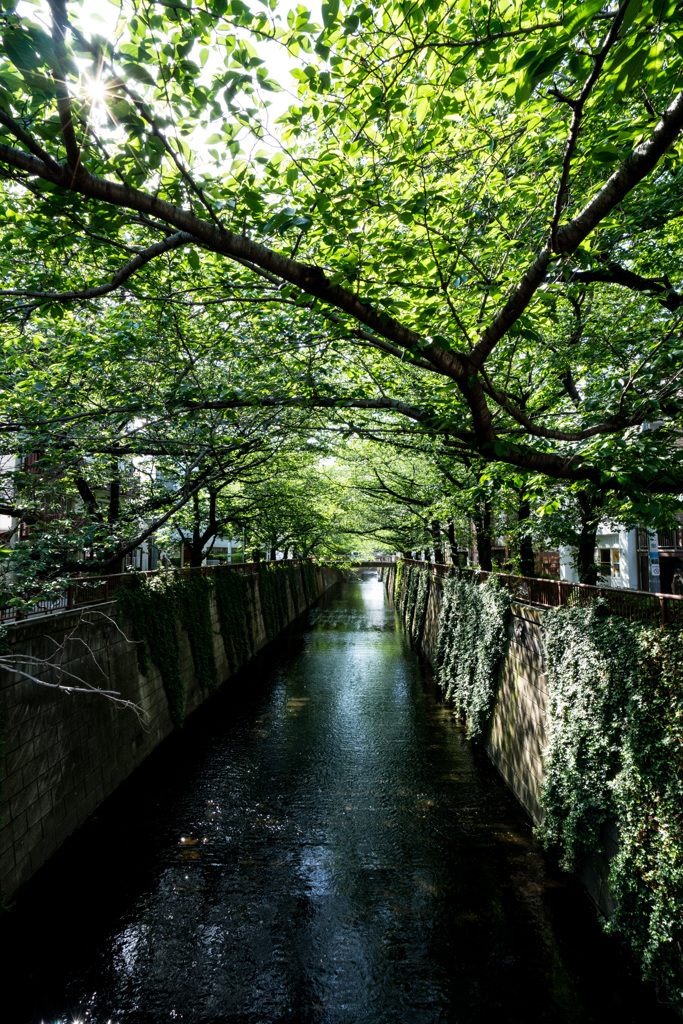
[549,0,629,248]
[470,85,683,369]
[0,232,196,304]
[568,261,683,310]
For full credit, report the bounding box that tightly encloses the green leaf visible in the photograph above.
[592,144,621,162]
[561,0,608,40]
[322,0,340,29]
[121,61,156,86]
[613,47,647,100]
[415,96,430,126]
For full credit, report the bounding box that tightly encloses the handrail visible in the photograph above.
[0,559,391,624]
[399,558,683,628]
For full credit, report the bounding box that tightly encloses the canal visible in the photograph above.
[2,578,675,1023]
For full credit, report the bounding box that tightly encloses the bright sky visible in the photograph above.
[16,0,322,143]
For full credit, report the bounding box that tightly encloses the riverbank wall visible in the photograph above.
[382,562,615,920]
[0,563,340,898]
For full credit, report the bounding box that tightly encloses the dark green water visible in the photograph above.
[1,579,675,1022]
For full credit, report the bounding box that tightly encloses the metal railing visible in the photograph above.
[0,559,307,624]
[0,559,391,624]
[400,558,683,628]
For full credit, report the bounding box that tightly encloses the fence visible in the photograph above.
[0,559,392,624]
[402,559,683,628]
[0,559,305,624]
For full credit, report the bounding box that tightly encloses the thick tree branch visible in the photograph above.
[48,0,81,172]
[568,261,683,310]
[0,232,195,304]
[0,145,455,372]
[470,86,683,369]
[549,0,629,248]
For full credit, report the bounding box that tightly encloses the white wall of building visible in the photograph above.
[560,524,638,589]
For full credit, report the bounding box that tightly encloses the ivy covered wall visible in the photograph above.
[115,562,327,727]
[389,561,683,999]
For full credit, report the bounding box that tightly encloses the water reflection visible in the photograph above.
[2,579,675,1023]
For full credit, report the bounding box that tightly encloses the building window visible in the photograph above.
[599,549,620,577]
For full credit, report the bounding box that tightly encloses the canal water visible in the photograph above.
[2,578,675,1023]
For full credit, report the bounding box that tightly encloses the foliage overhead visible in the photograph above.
[0,0,681,508]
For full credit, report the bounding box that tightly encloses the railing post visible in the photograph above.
[67,585,74,610]
[660,596,668,627]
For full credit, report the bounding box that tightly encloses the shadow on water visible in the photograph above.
[1,578,676,1023]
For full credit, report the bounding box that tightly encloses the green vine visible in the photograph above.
[393,560,404,604]
[301,560,318,605]
[401,564,420,633]
[117,565,310,722]
[176,575,217,693]
[258,563,292,639]
[116,570,221,725]
[411,568,430,644]
[433,572,511,739]
[116,570,186,727]
[398,562,683,992]
[539,604,683,991]
[214,568,251,671]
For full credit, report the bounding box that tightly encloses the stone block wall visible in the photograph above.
[0,564,338,898]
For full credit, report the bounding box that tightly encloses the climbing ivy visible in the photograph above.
[411,569,430,645]
[433,572,511,739]
[214,568,251,671]
[539,605,683,991]
[117,564,313,723]
[401,564,421,634]
[396,563,430,644]
[116,570,185,727]
[176,575,217,693]
[397,558,683,992]
[258,563,294,639]
[393,560,404,604]
[300,560,318,605]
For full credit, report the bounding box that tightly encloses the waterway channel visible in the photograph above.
[2,578,675,1023]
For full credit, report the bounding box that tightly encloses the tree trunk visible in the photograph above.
[518,495,535,577]
[189,546,204,568]
[430,520,444,564]
[447,521,457,564]
[473,500,493,571]
[576,489,604,585]
[576,526,599,585]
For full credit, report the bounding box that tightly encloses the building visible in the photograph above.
[560,518,683,594]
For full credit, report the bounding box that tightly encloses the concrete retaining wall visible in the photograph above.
[0,564,339,898]
[385,563,616,920]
